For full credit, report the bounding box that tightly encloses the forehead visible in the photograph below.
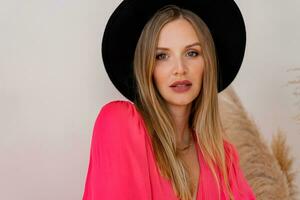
[157,18,200,47]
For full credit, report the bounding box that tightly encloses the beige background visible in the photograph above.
[0,0,299,199]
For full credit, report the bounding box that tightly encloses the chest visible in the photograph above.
[180,145,200,198]
[145,136,203,200]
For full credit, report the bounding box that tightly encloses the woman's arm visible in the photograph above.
[82,101,152,200]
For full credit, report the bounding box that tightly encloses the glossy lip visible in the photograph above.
[170,80,192,87]
[170,84,191,93]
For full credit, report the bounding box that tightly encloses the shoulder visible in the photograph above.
[223,140,246,182]
[98,100,137,118]
[223,142,256,199]
[96,100,142,126]
[223,139,240,166]
[92,100,146,141]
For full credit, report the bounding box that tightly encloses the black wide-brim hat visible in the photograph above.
[102,0,246,102]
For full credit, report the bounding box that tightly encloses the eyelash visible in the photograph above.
[155,50,200,60]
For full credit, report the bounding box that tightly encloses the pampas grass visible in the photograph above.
[218,85,297,200]
[271,130,298,199]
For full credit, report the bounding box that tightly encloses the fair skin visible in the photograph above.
[153,18,204,147]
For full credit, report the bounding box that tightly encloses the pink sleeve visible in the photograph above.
[224,141,256,200]
[82,101,152,200]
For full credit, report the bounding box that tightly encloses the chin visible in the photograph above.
[160,89,199,107]
[166,96,194,107]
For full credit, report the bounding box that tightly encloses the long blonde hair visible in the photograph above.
[133,5,234,200]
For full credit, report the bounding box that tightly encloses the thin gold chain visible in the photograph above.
[177,129,193,151]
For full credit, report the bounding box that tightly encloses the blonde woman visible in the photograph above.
[82,1,256,200]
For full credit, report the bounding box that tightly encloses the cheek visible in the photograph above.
[191,62,205,81]
[197,67,204,79]
[153,66,168,88]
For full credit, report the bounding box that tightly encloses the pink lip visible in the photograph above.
[170,80,192,87]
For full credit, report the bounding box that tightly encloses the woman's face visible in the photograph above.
[153,18,204,108]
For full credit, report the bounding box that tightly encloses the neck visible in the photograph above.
[167,103,192,146]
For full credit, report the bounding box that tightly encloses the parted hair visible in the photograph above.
[133,5,234,200]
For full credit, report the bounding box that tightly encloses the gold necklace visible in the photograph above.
[177,142,193,151]
[177,129,193,151]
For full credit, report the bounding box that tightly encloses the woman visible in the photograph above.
[83,1,256,200]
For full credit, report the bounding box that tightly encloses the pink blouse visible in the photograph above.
[82,100,256,200]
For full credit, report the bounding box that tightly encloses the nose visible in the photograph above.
[173,57,186,76]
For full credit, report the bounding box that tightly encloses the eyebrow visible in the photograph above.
[156,42,201,50]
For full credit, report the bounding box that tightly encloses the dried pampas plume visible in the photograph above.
[271,130,298,199]
[218,85,297,200]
